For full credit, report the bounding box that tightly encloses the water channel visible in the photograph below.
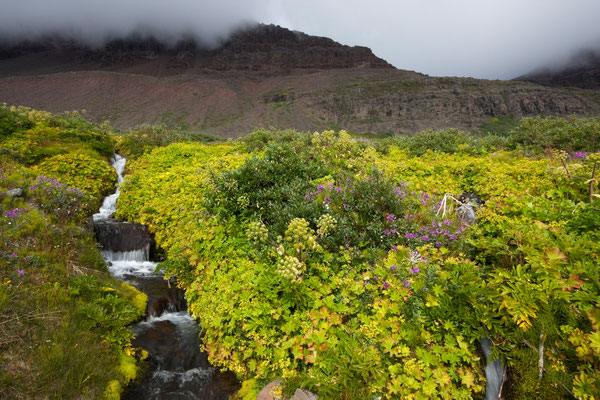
[93,154,238,399]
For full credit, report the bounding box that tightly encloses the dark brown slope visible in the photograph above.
[0,24,599,137]
[516,50,600,90]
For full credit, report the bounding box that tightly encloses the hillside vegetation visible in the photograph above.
[0,105,146,399]
[116,118,600,399]
[2,103,599,399]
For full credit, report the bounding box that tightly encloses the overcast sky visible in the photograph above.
[1,0,599,79]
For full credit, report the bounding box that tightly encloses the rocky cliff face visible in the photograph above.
[0,25,598,136]
[0,24,392,75]
[204,24,393,71]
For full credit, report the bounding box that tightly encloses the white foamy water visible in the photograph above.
[107,260,160,278]
[151,367,215,387]
[137,311,197,329]
[94,154,127,221]
[102,244,150,262]
[481,337,505,400]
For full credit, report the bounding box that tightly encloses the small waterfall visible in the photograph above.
[482,337,505,400]
[94,154,126,221]
[94,153,238,399]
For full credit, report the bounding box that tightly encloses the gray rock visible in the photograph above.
[291,388,318,400]
[5,188,23,198]
[257,380,284,400]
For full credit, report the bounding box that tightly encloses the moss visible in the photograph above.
[232,379,261,400]
[104,380,122,400]
[118,281,148,314]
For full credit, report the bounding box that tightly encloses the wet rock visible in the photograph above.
[94,219,156,256]
[257,380,284,400]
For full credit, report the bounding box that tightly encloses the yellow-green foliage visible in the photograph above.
[34,152,117,198]
[0,104,115,165]
[232,379,261,400]
[119,124,600,399]
[118,281,148,314]
[116,142,247,254]
[104,380,121,400]
[119,352,139,383]
[115,123,219,160]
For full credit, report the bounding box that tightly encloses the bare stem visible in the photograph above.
[591,161,597,204]
[538,332,546,380]
[559,158,572,179]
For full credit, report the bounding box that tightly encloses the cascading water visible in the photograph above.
[94,154,238,400]
[481,337,506,400]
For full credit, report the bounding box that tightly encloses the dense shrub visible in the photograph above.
[0,106,115,164]
[116,124,219,159]
[393,128,505,157]
[205,143,326,233]
[508,116,600,152]
[118,125,600,399]
[34,152,117,199]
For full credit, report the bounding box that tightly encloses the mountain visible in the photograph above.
[1,24,599,137]
[516,50,600,90]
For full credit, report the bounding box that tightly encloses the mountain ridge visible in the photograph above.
[0,24,599,137]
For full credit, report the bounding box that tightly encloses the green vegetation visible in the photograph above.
[478,115,518,137]
[117,118,600,399]
[3,101,600,399]
[0,104,146,399]
[116,124,219,160]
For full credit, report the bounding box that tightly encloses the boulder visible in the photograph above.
[5,188,23,198]
[291,388,318,400]
[257,380,284,400]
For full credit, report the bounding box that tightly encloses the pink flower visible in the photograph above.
[17,269,24,275]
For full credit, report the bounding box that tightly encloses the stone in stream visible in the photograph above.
[94,218,156,254]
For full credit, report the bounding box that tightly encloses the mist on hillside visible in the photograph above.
[1,0,600,79]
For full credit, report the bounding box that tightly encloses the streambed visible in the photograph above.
[93,154,238,400]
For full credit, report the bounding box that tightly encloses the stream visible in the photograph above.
[93,154,239,400]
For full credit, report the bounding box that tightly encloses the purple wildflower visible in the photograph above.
[17,269,24,275]
[390,264,397,271]
[403,280,411,288]
[386,214,397,222]
[382,281,390,289]
[572,152,589,160]
[410,267,421,274]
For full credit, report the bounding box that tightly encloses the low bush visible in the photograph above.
[116,124,219,159]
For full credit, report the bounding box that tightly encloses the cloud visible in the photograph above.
[0,0,263,47]
[1,0,600,78]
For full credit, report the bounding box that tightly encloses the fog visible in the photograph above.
[1,0,599,79]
